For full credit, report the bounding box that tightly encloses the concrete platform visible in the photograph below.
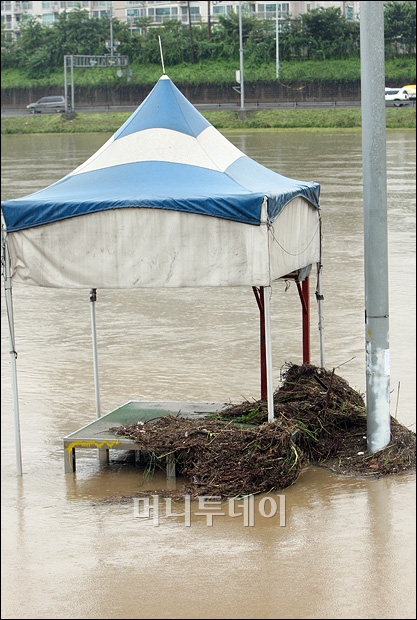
[63,400,228,474]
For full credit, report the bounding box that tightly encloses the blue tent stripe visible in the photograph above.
[2,162,267,232]
[1,75,321,235]
[226,156,320,220]
[113,76,210,139]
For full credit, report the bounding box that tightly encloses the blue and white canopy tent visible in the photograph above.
[1,75,323,474]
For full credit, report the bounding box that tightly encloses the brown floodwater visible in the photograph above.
[1,129,415,619]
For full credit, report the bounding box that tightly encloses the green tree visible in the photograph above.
[209,12,260,61]
[299,6,360,60]
[384,1,416,56]
[15,16,49,58]
[1,3,414,77]
[138,21,192,66]
[50,9,110,61]
[277,20,306,62]
[14,16,54,77]
[242,17,277,67]
[1,21,19,69]
[187,21,218,63]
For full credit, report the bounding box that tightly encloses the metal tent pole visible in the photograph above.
[89,288,101,418]
[89,288,107,465]
[264,286,275,422]
[316,262,325,369]
[3,234,22,475]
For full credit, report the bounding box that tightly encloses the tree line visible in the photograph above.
[1,2,415,79]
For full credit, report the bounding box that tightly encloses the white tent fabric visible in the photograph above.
[1,74,321,289]
[6,197,320,288]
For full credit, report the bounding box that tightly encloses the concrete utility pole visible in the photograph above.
[360,1,391,453]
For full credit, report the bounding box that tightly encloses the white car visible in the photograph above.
[384,87,410,107]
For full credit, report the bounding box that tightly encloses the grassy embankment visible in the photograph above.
[2,58,415,133]
[1,57,415,88]
[1,107,415,134]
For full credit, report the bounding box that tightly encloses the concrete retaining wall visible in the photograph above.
[1,79,362,108]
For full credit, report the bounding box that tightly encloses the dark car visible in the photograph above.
[27,96,66,114]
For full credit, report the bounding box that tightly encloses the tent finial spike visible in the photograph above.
[158,35,166,75]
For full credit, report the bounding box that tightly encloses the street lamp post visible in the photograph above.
[105,4,119,58]
[276,3,280,79]
[238,1,245,110]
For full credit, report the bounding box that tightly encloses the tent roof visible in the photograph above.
[1,75,320,234]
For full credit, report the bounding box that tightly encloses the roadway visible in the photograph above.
[1,99,415,117]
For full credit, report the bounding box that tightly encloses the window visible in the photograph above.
[1,13,12,26]
[149,6,178,23]
[212,4,233,17]
[180,5,200,22]
[92,10,110,18]
[256,3,290,21]
[126,8,145,19]
[245,3,256,14]
[42,12,56,24]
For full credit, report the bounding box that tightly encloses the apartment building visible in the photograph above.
[1,1,360,40]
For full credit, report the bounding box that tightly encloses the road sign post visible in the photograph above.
[64,54,129,112]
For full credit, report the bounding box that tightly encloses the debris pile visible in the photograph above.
[110,363,416,500]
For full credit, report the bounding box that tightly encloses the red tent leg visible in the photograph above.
[302,278,310,363]
[296,277,311,364]
[253,286,267,400]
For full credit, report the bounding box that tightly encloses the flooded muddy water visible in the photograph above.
[1,129,415,619]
